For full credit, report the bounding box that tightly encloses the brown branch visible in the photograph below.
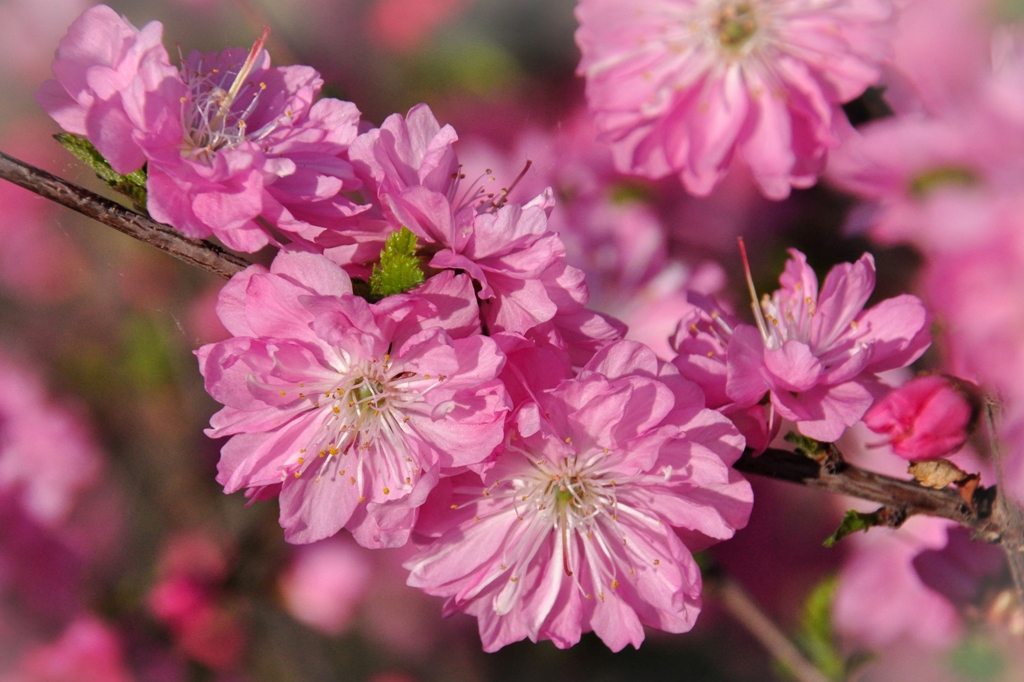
[736,446,1024,591]
[0,151,249,279]
[712,578,832,682]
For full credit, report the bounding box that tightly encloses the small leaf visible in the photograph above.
[823,509,882,548]
[785,431,824,457]
[55,133,148,211]
[795,577,845,680]
[369,227,425,298]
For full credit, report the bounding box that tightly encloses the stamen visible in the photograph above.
[738,237,771,343]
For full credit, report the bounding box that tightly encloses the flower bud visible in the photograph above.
[863,375,979,461]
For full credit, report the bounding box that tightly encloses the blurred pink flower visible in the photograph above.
[0,354,102,527]
[198,251,509,547]
[0,0,90,79]
[407,340,752,651]
[575,0,894,199]
[5,618,133,682]
[833,515,962,649]
[863,374,977,461]
[147,534,244,672]
[368,0,470,52]
[38,5,368,252]
[279,536,372,635]
[884,0,995,114]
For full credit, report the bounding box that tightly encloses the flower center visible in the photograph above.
[179,27,286,163]
[714,2,758,49]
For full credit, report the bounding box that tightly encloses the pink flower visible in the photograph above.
[406,340,752,651]
[7,618,133,682]
[575,0,895,199]
[349,105,624,361]
[0,354,103,527]
[724,249,931,441]
[833,515,962,649]
[38,5,368,252]
[278,536,372,635]
[863,374,977,461]
[197,250,510,547]
[670,293,779,452]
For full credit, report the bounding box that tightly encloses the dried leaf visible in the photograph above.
[908,459,968,489]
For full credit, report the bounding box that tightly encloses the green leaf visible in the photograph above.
[785,431,824,458]
[56,133,148,211]
[369,227,425,298]
[795,577,845,680]
[823,509,883,548]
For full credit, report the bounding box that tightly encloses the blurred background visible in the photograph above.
[0,0,1022,680]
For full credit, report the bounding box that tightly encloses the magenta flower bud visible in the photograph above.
[863,375,978,461]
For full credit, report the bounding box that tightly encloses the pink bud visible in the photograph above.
[863,375,978,461]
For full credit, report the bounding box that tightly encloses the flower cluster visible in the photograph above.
[37,3,963,657]
[672,248,931,443]
[38,5,367,252]
[575,0,895,199]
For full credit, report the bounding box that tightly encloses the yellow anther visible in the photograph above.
[279,391,286,396]
[297,457,304,465]
[451,504,458,509]
[611,580,620,589]
[358,496,365,502]
[653,559,660,566]
[349,477,356,484]
[424,374,431,379]
[294,471,301,478]
[565,437,572,443]
[333,406,341,414]
[383,487,390,495]
[510,576,518,582]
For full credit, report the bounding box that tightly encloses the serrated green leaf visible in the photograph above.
[823,509,883,548]
[795,577,845,680]
[56,133,148,211]
[369,227,425,298]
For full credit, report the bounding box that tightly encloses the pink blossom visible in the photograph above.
[833,515,962,649]
[38,5,368,252]
[406,340,752,651]
[724,249,931,442]
[0,354,103,527]
[197,250,510,547]
[575,0,895,199]
[349,105,624,360]
[279,536,372,634]
[863,374,977,461]
[5,618,133,682]
[670,293,779,452]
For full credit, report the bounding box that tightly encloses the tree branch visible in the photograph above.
[0,151,249,279]
[713,577,832,682]
[736,446,1024,591]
